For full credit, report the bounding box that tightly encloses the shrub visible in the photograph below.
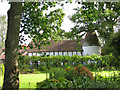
[36,77,73,88]
[38,65,48,71]
[65,65,94,81]
[49,67,66,79]
[88,73,120,88]
[36,73,120,88]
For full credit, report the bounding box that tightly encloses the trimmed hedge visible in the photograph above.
[18,54,120,72]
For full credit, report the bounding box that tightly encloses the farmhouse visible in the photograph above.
[0,31,101,63]
[28,40,83,56]
[27,31,101,56]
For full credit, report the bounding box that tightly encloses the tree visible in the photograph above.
[3,2,22,89]
[0,15,7,49]
[2,1,65,89]
[103,30,120,55]
[20,2,65,48]
[69,2,120,43]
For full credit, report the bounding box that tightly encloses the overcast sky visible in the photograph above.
[0,1,10,16]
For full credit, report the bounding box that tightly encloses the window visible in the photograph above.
[68,52,72,56]
[49,52,53,56]
[37,53,41,56]
[77,51,81,56]
[46,52,50,56]
[28,53,32,56]
[53,52,55,55]
[41,52,45,56]
[33,53,37,56]
[59,52,62,56]
[63,52,67,56]
[55,52,58,56]
[73,51,76,55]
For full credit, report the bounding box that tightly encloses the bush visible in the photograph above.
[88,73,120,88]
[49,67,66,79]
[36,69,120,88]
[36,65,95,88]
[65,65,94,81]
[36,77,73,88]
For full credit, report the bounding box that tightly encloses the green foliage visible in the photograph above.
[38,65,48,71]
[36,70,120,88]
[36,65,94,88]
[18,54,119,73]
[103,31,120,59]
[64,67,76,80]
[70,2,120,41]
[20,2,65,47]
[88,73,120,88]
[69,2,120,62]
[49,67,66,79]
[36,77,73,88]
[110,32,120,55]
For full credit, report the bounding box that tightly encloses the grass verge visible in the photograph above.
[0,73,49,88]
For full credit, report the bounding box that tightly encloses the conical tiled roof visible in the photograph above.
[83,31,100,46]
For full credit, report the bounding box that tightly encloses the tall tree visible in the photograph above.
[2,1,65,89]
[3,2,22,89]
[0,15,7,49]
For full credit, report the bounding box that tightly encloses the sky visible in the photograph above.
[0,1,80,31]
[0,1,81,45]
[0,1,10,16]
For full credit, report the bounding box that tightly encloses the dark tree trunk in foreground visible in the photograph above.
[2,2,22,89]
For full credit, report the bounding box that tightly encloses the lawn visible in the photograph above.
[0,71,119,88]
[0,73,49,88]
[92,71,120,77]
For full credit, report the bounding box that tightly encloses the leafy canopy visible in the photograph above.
[69,2,120,41]
[20,2,65,49]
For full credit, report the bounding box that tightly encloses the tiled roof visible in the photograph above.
[83,32,101,46]
[28,40,84,53]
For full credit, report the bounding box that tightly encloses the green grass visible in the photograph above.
[0,75,3,88]
[92,71,120,77]
[0,73,49,88]
[0,71,119,88]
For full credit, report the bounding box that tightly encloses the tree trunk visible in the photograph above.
[2,2,22,89]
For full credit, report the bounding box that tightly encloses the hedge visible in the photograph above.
[18,54,120,72]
